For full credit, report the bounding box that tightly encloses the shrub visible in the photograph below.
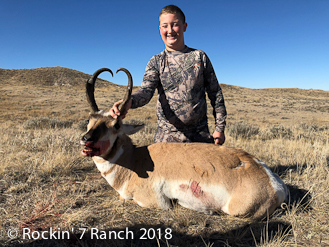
[227,122,259,139]
[78,119,89,132]
[260,125,293,140]
[23,117,73,129]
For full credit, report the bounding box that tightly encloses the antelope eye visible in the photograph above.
[114,122,120,130]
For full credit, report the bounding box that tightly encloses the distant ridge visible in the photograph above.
[0,66,245,91]
[0,66,117,87]
[0,67,328,95]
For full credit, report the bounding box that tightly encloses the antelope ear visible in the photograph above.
[121,124,144,135]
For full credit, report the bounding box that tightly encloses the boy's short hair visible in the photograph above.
[159,5,186,24]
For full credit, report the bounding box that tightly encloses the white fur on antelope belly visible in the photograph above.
[175,180,231,214]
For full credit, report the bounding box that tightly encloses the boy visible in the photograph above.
[110,5,227,145]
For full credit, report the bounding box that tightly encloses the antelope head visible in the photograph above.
[80,68,143,158]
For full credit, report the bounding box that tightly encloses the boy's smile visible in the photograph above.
[159,13,187,51]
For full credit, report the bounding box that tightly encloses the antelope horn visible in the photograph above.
[116,68,133,115]
[86,68,113,112]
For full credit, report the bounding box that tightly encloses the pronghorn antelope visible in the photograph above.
[80,68,288,219]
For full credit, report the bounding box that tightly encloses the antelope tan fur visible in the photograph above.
[80,68,288,219]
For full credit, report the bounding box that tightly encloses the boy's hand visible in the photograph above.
[109,99,132,119]
[213,131,225,145]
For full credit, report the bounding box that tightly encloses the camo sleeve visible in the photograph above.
[131,56,160,109]
[202,53,227,133]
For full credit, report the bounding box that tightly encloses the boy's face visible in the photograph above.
[159,13,187,51]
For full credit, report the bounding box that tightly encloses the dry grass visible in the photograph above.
[0,67,329,246]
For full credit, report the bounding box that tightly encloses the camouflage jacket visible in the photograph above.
[131,46,227,143]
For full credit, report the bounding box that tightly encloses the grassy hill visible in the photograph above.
[0,67,329,246]
[1,67,328,128]
[0,67,117,87]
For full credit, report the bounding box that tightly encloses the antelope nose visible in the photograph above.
[81,136,89,145]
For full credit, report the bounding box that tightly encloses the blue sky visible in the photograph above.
[1,0,328,90]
